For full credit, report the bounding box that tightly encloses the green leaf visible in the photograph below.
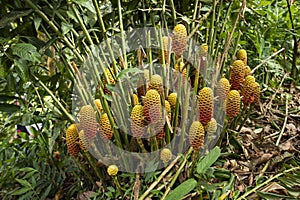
[0,103,20,113]
[15,178,31,188]
[40,184,52,199]
[197,146,221,174]
[11,187,32,195]
[116,68,143,79]
[61,22,73,35]
[14,59,29,82]
[165,179,197,200]
[12,43,41,63]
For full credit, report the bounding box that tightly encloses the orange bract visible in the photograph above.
[99,113,113,140]
[188,121,205,151]
[79,105,98,139]
[230,60,245,90]
[66,124,80,156]
[217,77,230,102]
[130,105,146,138]
[226,90,241,118]
[172,24,187,57]
[198,87,214,125]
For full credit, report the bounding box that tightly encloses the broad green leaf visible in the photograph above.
[12,43,41,63]
[11,187,32,195]
[197,146,221,174]
[61,22,73,35]
[165,179,197,200]
[0,103,20,113]
[15,178,31,188]
[14,59,29,82]
[40,184,52,199]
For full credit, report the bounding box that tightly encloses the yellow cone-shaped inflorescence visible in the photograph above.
[230,60,245,90]
[130,105,146,138]
[102,68,115,94]
[205,118,218,135]
[78,130,89,151]
[107,165,118,176]
[174,59,187,77]
[66,124,80,156]
[79,105,98,139]
[245,66,252,77]
[160,148,172,163]
[226,90,241,118]
[172,24,187,57]
[188,121,205,151]
[132,94,139,106]
[252,82,260,103]
[241,75,256,104]
[168,93,177,110]
[144,89,162,123]
[149,74,163,91]
[217,77,230,102]
[94,99,103,113]
[201,44,208,53]
[99,113,113,141]
[158,36,170,64]
[237,49,247,66]
[164,100,172,121]
[198,87,214,125]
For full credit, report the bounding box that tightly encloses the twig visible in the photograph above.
[275,95,288,146]
[220,0,246,70]
[265,73,288,112]
[188,7,214,38]
[236,166,300,200]
[251,48,285,74]
[138,155,181,200]
[286,0,298,79]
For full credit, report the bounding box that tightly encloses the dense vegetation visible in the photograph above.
[0,0,299,199]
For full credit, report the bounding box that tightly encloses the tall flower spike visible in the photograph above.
[79,105,98,139]
[94,99,103,113]
[226,90,241,118]
[172,24,187,57]
[205,118,218,135]
[237,49,247,66]
[245,66,252,77]
[160,148,172,163]
[168,93,177,110]
[66,124,80,156]
[102,68,115,94]
[217,77,230,102]
[188,121,205,151]
[230,60,245,90]
[158,36,170,64]
[252,82,260,103]
[241,75,256,104]
[130,105,146,138]
[149,74,163,92]
[144,89,162,123]
[198,87,214,125]
[78,130,88,151]
[99,113,113,140]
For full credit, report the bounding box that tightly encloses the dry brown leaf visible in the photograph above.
[261,182,288,195]
[253,153,273,166]
[279,140,296,152]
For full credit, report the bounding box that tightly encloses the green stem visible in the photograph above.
[161,148,193,200]
[34,76,74,122]
[117,0,127,69]
[25,0,83,62]
[75,157,98,188]
[113,175,124,196]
